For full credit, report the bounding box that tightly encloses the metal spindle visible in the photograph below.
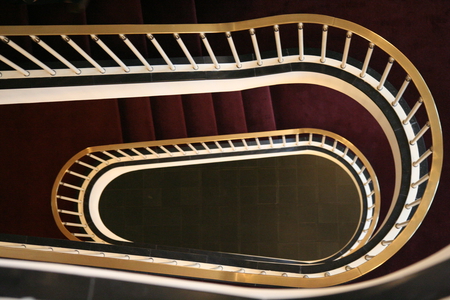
[0,54,29,76]
[60,182,84,191]
[174,33,198,70]
[341,147,349,157]
[62,35,105,73]
[1,36,55,75]
[377,57,394,90]
[411,173,430,188]
[187,144,199,154]
[159,146,173,156]
[73,233,94,238]
[146,34,175,70]
[274,25,283,63]
[392,75,412,106]
[320,25,328,63]
[131,148,147,159]
[341,32,352,69]
[296,134,300,145]
[66,170,89,180]
[63,222,87,228]
[58,209,82,216]
[332,140,337,152]
[255,138,261,148]
[403,97,423,124]
[242,139,249,150]
[381,240,393,246]
[225,32,242,68]
[308,133,313,144]
[249,29,263,66]
[117,149,134,160]
[282,135,287,147]
[30,35,81,74]
[146,147,161,157]
[102,151,121,161]
[91,35,129,73]
[351,155,358,165]
[75,160,98,171]
[173,144,186,155]
[367,190,375,198]
[269,136,274,148]
[360,42,374,78]
[57,195,81,203]
[358,166,366,175]
[363,178,372,186]
[320,135,326,147]
[228,140,235,150]
[395,220,409,229]
[119,34,153,71]
[405,198,422,209]
[214,141,224,152]
[413,148,433,167]
[88,153,108,165]
[200,33,220,69]
[410,121,430,145]
[365,255,374,260]
[298,23,304,61]
[201,142,212,153]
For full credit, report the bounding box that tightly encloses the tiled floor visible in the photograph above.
[100,154,360,261]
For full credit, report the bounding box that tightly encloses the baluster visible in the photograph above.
[173,144,186,155]
[119,34,152,71]
[320,25,328,63]
[201,142,212,153]
[413,148,433,167]
[392,75,412,107]
[405,198,422,209]
[159,145,173,156]
[131,148,147,159]
[146,34,175,70]
[30,35,81,74]
[274,25,283,63]
[102,151,121,161]
[200,33,220,69]
[411,173,430,189]
[0,54,29,76]
[360,42,374,78]
[403,97,423,125]
[117,149,134,160]
[187,144,199,154]
[91,35,129,72]
[410,122,430,145]
[377,57,394,90]
[88,153,108,165]
[249,29,262,66]
[298,23,304,61]
[225,32,242,68]
[174,33,198,70]
[62,35,105,74]
[57,195,81,203]
[341,32,352,69]
[146,147,161,157]
[1,36,55,75]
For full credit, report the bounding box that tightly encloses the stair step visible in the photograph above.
[242,87,276,132]
[150,95,188,139]
[182,93,218,137]
[118,97,156,142]
[212,91,248,134]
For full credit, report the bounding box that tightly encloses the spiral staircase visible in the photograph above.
[0,1,449,298]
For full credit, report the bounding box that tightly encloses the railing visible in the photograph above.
[52,129,379,256]
[1,14,443,287]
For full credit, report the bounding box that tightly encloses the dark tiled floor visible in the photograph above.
[99,154,360,261]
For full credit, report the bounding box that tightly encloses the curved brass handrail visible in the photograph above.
[11,13,439,286]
